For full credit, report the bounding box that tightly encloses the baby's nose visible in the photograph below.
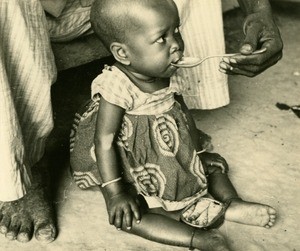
[170,42,180,54]
[170,36,181,54]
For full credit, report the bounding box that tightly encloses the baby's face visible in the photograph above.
[124,1,184,79]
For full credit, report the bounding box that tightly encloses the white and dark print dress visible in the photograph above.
[70,65,208,211]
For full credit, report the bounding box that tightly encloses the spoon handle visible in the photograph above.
[174,48,267,68]
[200,48,267,64]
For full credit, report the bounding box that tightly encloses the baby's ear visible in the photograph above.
[110,42,130,65]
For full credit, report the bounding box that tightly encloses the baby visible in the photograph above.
[70,0,276,250]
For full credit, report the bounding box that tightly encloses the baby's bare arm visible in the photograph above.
[94,98,141,229]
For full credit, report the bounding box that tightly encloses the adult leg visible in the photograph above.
[0,0,56,243]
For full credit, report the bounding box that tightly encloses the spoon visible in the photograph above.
[171,48,267,68]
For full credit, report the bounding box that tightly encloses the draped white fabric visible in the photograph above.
[0,0,56,201]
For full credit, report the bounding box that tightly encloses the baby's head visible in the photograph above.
[91,0,135,50]
[91,0,184,78]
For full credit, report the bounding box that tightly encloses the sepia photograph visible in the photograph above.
[0,0,299,250]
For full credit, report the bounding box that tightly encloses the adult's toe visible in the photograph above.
[5,217,21,240]
[0,215,10,234]
[35,221,57,243]
[17,220,33,243]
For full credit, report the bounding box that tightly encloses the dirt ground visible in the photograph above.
[1,2,299,251]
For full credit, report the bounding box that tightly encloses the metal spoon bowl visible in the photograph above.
[171,48,267,68]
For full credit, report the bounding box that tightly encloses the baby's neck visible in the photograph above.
[115,63,170,94]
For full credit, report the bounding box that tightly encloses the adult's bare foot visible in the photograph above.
[0,164,57,243]
[0,198,32,242]
[225,199,276,228]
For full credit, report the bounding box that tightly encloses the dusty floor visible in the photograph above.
[1,2,300,251]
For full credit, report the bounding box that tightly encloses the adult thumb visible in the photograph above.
[240,21,261,55]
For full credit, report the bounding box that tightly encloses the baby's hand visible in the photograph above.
[200,152,229,173]
[106,192,141,230]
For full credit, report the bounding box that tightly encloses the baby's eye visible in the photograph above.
[156,37,165,44]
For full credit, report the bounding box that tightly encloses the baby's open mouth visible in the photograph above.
[172,56,183,66]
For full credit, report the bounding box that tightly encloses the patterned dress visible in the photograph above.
[70,66,208,211]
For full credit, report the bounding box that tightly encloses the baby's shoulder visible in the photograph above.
[91,65,136,110]
[93,65,133,91]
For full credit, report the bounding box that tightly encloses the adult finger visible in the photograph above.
[220,60,262,77]
[240,22,261,55]
[225,51,281,77]
[219,61,255,76]
[229,45,281,67]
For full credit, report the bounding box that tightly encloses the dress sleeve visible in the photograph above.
[91,68,134,111]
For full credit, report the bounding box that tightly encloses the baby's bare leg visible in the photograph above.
[123,212,231,251]
[207,169,276,228]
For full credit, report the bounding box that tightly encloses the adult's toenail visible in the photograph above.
[17,233,30,243]
[35,224,56,243]
[6,232,17,240]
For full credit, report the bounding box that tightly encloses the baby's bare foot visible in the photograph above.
[0,165,56,243]
[225,199,276,228]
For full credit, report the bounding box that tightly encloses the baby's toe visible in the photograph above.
[268,207,276,215]
[265,215,276,229]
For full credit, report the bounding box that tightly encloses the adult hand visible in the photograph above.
[106,192,141,231]
[220,10,283,77]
